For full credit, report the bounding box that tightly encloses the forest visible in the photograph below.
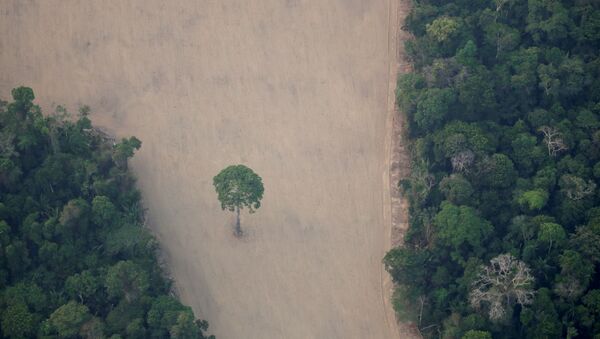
[385,0,600,338]
[0,87,212,338]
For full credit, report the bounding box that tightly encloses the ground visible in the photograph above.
[0,1,410,338]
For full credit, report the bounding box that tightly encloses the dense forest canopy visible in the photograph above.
[385,0,600,338]
[0,87,212,338]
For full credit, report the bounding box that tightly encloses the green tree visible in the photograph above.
[104,300,145,335]
[533,166,557,191]
[213,165,264,236]
[538,222,566,255]
[92,195,118,226]
[427,17,462,42]
[462,330,492,339]
[147,296,194,338]
[581,290,600,335]
[383,247,429,289]
[48,301,92,338]
[479,154,517,189]
[521,288,562,338]
[170,312,201,339]
[554,250,594,300]
[570,222,600,264]
[80,317,105,339]
[0,88,211,338]
[1,302,38,338]
[2,282,48,313]
[125,318,147,339]
[518,189,549,211]
[511,132,543,175]
[439,174,474,205]
[386,0,600,336]
[456,67,496,120]
[65,270,100,303]
[415,88,456,132]
[434,202,493,261]
[105,261,149,303]
[526,0,572,43]
[112,137,141,169]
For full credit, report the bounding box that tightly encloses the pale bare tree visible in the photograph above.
[469,254,535,321]
[409,161,436,202]
[560,174,596,201]
[538,126,568,157]
[554,278,584,300]
[451,150,475,173]
[418,207,437,248]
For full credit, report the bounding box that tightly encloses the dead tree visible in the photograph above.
[560,175,596,201]
[451,150,475,173]
[554,278,584,300]
[469,254,535,321]
[538,126,568,157]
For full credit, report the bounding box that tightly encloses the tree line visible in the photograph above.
[0,87,213,338]
[384,0,600,338]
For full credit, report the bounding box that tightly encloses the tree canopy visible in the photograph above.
[0,88,213,338]
[213,164,264,235]
[386,1,600,337]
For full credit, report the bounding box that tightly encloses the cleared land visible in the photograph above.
[1,1,405,338]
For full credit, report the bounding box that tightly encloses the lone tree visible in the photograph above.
[213,165,264,236]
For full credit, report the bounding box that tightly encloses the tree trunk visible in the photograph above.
[419,296,425,326]
[235,206,241,236]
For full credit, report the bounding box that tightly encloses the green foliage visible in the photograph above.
[170,312,201,339]
[112,137,141,169]
[213,164,264,235]
[383,248,429,290]
[439,174,474,205]
[147,296,204,338]
[1,302,38,338]
[538,222,566,245]
[92,195,117,226]
[65,270,100,303]
[390,285,420,323]
[462,330,492,339]
[479,154,517,189]
[105,261,149,302]
[213,165,264,213]
[434,202,493,260]
[0,88,211,338]
[386,1,600,337]
[518,189,549,210]
[47,301,92,338]
[415,88,456,132]
[427,17,462,42]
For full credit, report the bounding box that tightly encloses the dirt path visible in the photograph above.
[382,0,421,337]
[2,1,412,338]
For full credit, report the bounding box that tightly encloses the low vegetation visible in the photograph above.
[385,0,600,337]
[0,87,212,338]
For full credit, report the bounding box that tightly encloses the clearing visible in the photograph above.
[0,0,412,338]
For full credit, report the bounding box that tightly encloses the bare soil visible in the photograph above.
[1,1,415,338]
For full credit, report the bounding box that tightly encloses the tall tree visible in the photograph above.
[469,254,535,321]
[213,165,264,236]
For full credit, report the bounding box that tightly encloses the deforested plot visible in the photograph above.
[0,1,402,338]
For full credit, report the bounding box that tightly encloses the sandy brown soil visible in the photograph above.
[1,1,412,338]
[384,0,421,337]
